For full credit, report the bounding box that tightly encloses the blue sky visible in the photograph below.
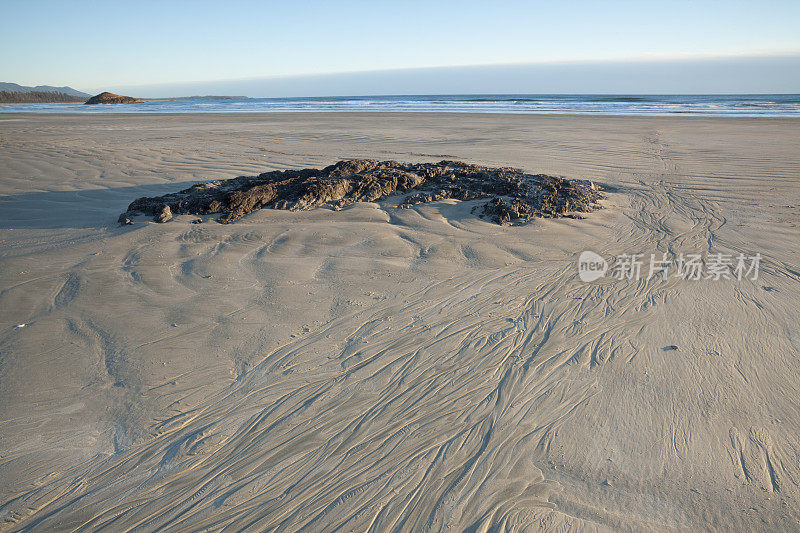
[2,0,799,94]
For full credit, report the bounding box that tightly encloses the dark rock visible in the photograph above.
[190,218,203,224]
[85,92,142,105]
[118,214,134,225]
[118,160,604,225]
[662,345,679,351]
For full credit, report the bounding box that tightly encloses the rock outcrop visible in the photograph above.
[119,160,604,225]
[84,92,142,105]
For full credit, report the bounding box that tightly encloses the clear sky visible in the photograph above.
[2,0,799,94]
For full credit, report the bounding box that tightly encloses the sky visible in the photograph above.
[2,0,800,95]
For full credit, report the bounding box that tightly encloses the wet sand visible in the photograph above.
[0,113,799,530]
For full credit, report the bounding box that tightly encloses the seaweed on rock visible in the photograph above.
[119,160,603,226]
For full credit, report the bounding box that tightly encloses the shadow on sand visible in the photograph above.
[0,181,203,230]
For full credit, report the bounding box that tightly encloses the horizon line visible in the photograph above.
[137,92,800,98]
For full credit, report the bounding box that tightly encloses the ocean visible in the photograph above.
[2,94,799,116]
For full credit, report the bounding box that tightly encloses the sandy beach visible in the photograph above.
[1,112,799,530]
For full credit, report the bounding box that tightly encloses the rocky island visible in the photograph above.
[118,159,603,225]
[84,91,142,104]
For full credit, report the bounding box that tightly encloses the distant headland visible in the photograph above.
[0,82,249,105]
[84,92,143,105]
[0,82,89,103]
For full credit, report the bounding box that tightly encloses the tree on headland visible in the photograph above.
[0,91,88,103]
[84,92,142,104]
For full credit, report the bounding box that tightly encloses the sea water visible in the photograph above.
[2,94,799,116]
